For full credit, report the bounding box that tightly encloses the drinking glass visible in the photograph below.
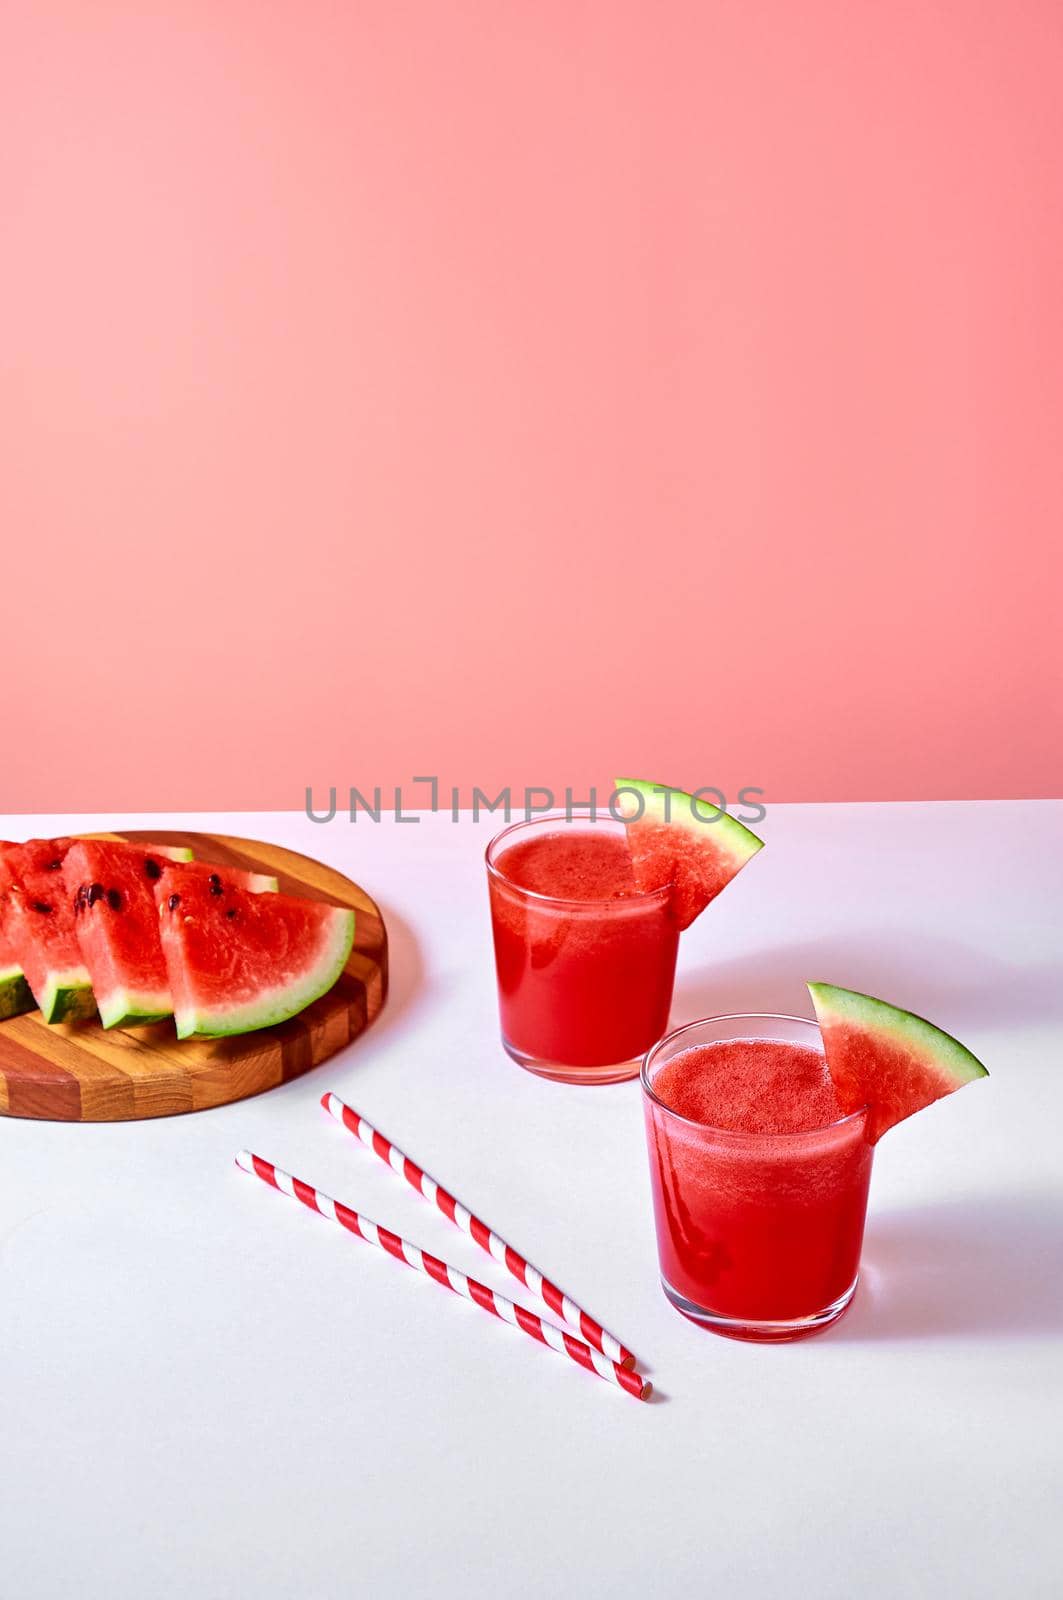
[641,1013,873,1340]
[486,810,679,1084]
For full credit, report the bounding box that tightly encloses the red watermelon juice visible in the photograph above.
[642,1014,873,1340]
[486,813,678,1084]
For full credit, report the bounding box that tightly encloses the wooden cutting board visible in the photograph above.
[0,831,387,1122]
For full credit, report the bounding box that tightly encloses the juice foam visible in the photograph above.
[495,831,640,901]
[652,1038,846,1135]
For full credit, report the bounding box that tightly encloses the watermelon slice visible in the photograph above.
[0,922,34,1021]
[0,838,98,1023]
[0,842,33,1019]
[153,865,355,1039]
[613,778,765,930]
[808,982,988,1144]
[64,841,278,1029]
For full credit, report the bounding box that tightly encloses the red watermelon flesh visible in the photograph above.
[0,838,96,1023]
[808,982,988,1144]
[64,841,278,1030]
[154,865,354,1039]
[614,778,765,930]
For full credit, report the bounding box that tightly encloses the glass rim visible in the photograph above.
[641,1012,868,1141]
[484,808,674,909]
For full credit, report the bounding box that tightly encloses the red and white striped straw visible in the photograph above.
[235,1150,650,1401]
[321,1091,636,1370]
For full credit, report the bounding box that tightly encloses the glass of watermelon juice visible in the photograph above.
[486,811,679,1084]
[642,1014,874,1340]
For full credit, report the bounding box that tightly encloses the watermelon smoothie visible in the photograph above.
[642,1014,873,1340]
[486,813,679,1083]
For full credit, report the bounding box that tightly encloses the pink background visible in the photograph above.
[3,1,1061,814]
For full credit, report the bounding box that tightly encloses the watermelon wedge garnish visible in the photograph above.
[613,778,765,929]
[0,838,98,1023]
[808,982,988,1144]
[154,865,355,1039]
[65,841,278,1029]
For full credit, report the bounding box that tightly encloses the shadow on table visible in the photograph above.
[364,898,427,1040]
[670,928,1063,1032]
[833,1192,1063,1342]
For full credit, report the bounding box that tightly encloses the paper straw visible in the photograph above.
[235,1150,650,1401]
[320,1091,637,1370]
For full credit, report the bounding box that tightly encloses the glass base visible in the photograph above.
[502,1038,642,1086]
[661,1273,859,1342]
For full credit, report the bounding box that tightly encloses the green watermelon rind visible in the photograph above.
[99,988,174,1031]
[0,964,34,1021]
[173,907,356,1040]
[38,968,97,1026]
[807,982,989,1088]
[614,778,765,868]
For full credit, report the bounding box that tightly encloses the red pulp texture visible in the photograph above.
[644,1039,873,1324]
[0,838,83,997]
[817,1016,967,1143]
[64,841,171,1005]
[488,832,678,1069]
[653,1038,846,1133]
[154,866,343,1015]
[63,845,275,1014]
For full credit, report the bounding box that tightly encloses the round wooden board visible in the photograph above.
[0,832,387,1122]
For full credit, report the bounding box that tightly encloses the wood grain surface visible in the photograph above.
[0,831,387,1122]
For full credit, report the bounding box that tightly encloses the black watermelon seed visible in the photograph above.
[88,882,105,906]
[45,859,62,872]
[75,883,90,906]
[168,893,181,911]
[209,881,223,896]
[208,872,221,886]
[106,888,122,910]
[144,858,161,880]
[225,907,237,919]
[31,900,53,915]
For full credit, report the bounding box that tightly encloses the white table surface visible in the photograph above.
[1,802,1060,1599]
